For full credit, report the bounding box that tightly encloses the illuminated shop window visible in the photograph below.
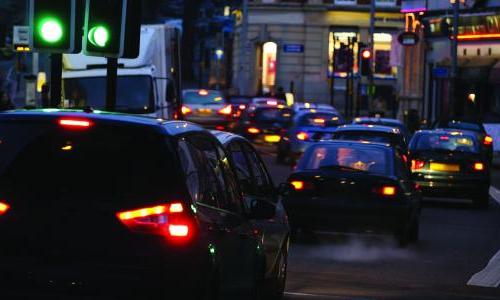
[262,41,277,93]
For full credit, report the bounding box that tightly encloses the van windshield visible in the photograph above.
[63,75,155,114]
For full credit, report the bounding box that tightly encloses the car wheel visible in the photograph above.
[266,243,289,300]
[409,218,419,243]
[474,190,490,209]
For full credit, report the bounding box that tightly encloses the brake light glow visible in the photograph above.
[474,162,485,171]
[169,225,189,237]
[218,105,232,115]
[290,181,304,190]
[267,100,278,106]
[296,132,309,141]
[198,89,209,96]
[0,201,9,215]
[59,119,92,128]
[411,160,425,171]
[484,135,493,146]
[439,136,450,141]
[116,202,191,240]
[181,105,192,115]
[382,186,396,196]
[248,127,260,134]
[313,118,325,125]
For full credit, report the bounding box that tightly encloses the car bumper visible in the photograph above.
[412,173,490,199]
[283,196,411,232]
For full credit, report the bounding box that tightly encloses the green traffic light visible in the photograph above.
[39,18,64,43]
[88,26,110,48]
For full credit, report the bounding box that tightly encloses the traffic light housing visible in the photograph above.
[30,0,82,53]
[360,48,372,76]
[83,0,141,58]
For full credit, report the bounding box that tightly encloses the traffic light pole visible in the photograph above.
[368,0,376,112]
[106,58,118,111]
[49,53,62,108]
[450,0,459,117]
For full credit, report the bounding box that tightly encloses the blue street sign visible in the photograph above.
[283,44,304,53]
[432,67,449,78]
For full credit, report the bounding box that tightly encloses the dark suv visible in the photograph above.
[0,110,272,299]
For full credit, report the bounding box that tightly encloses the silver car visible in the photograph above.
[181,89,233,129]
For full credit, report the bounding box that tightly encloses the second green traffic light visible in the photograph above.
[39,18,64,43]
[88,26,110,47]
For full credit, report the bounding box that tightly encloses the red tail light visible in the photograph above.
[373,185,398,197]
[181,105,192,115]
[117,202,192,240]
[290,180,314,191]
[248,127,260,134]
[218,105,232,115]
[473,162,485,171]
[0,201,9,215]
[484,135,493,146]
[296,132,309,141]
[59,118,92,129]
[411,160,425,171]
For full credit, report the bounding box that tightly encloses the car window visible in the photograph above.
[413,134,479,153]
[216,143,244,214]
[228,142,254,195]
[178,139,202,203]
[183,90,225,104]
[243,144,274,197]
[439,121,482,132]
[299,144,391,176]
[186,136,224,208]
[0,121,177,206]
[298,113,342,128]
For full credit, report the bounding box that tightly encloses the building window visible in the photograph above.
[334,0,356,5]
[328,31,359,77]
[262,41,277,94]
[375,0,397,7]
[374,32,396,77]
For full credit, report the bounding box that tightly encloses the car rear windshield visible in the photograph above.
[355,121,408,137]
[333,131,402,146]
[299,144,391,176]
[438,121,483,132]
[183,90,225,104]
[413,133,479,153]
[0,120,178,207]
[298,113,342,127]
[254,107,293,124]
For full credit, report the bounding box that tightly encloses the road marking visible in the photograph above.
[467,248,500,288]
[489,186,500,206]
[467,187,500,288]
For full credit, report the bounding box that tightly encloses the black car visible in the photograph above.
[332,124,408,153]
[212,130,290,299]
[409,129,491,208]
[353,117,411,141]
[0,110,272,299]
[432,119,494,161]
[283,141,421,246]
[236,105,294,145]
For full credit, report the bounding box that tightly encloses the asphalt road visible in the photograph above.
[258,147,500,300]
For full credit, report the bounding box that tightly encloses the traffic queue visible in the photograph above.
[0,90,493,299]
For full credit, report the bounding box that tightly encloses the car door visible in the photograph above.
[232,141,289,277]
[187,134,258,294]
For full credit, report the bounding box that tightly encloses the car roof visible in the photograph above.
[315,139,393,150]
[0,109,206,137]
[335,124,401,134]
[210,130,249,146]
[414,128,479,138]
[353,117,403,125]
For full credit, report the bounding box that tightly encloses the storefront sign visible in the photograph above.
[398,31,420,46]
[283,44,304,53]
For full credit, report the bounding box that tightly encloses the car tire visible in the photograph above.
[409,218,419,243]
[265,242,289,300]
[474,190,490,209]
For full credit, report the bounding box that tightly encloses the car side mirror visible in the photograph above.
[248,199,276,220]
[278,182,293,197]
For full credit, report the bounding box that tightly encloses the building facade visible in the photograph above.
[402,0,500,123]
[232,0,405,118]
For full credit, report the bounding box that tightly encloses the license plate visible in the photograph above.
[430,163,460,172]
[198,108,212,115]
[264,135,281,143]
